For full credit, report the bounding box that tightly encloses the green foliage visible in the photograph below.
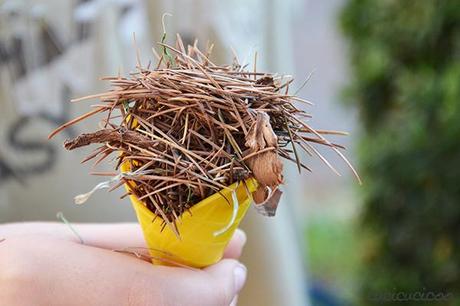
[340,1,460,305]
[306,217,361,302]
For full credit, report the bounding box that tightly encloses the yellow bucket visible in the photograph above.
[121,162,257,268]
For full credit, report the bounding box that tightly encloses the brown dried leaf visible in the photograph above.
[246,151,283,186]
[245,111,283,187]
[252,186,266,204]
[245,111,277,151]
[253,187,282,217]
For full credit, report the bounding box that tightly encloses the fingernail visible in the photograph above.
[236,229,247,247]
[233,264,247,294]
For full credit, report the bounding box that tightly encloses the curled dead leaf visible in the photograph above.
[252,186,282,217]
[246,151,283,186]
[245,111,278,151]
[245,110,284,216]
[252,186,267,204]
[245,111,283,186]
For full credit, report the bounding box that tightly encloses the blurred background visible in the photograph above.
[1,1,459,305]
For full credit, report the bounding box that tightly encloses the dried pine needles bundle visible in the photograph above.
[49,36,359,237]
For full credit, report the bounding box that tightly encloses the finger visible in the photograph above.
[203,259,247,306]
[223,229,247,259]
[149,259,247,306]
[0,222,146,250]
[74,223,146,250]
[0,223,246,259]
[230,295,239,306]
[0,237,155,306]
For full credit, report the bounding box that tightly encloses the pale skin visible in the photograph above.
[0,223,247,306]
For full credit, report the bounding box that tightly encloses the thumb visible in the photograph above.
[149,259,247,306]
[204,259,247,305]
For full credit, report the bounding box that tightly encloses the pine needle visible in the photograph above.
[51,34,359,226]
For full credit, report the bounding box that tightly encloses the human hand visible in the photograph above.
[0,222,247,306]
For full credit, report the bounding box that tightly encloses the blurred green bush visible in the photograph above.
[340,1,460,305]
